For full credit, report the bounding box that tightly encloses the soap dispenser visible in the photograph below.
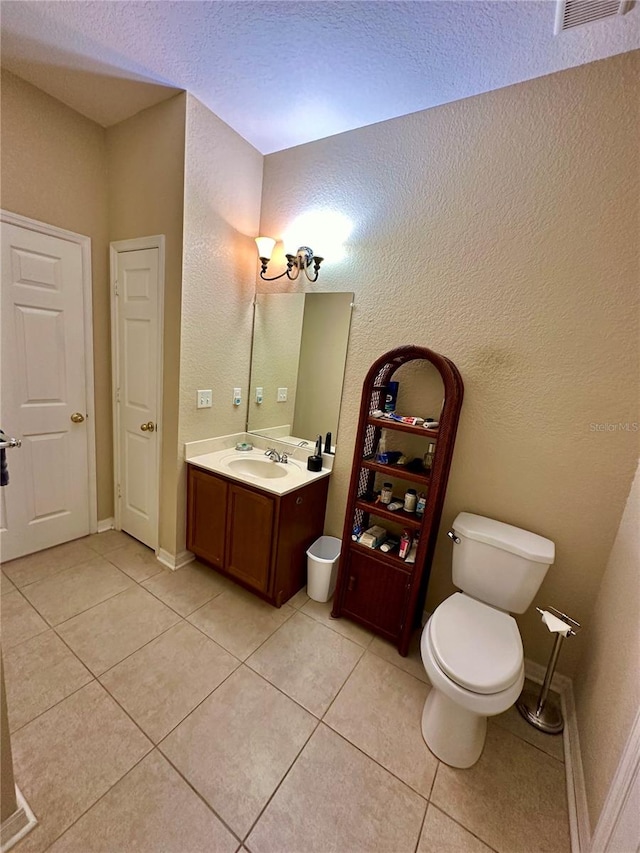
[307,435,323,472]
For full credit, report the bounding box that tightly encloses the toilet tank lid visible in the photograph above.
[453,513,555,563]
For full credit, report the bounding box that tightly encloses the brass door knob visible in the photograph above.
[140,421,155,432]
[70,412,85,423]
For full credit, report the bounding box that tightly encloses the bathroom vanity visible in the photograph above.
[186,450,330,606]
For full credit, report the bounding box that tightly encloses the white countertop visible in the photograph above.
[187,446,331,497]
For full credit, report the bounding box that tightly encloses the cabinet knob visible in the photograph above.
[348,575,357,592]
[296,496,303,505]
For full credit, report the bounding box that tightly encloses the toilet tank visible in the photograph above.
[451,512,555,613]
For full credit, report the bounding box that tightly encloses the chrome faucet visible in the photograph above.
[264,448,288,463]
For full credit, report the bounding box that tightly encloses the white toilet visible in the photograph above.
[420,512,555,769]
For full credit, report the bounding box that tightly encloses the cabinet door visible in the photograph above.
[226,484,274,593]
[341,549,411,641]
[186,467,228,568]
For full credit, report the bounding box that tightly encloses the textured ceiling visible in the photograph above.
[1,0,639,153]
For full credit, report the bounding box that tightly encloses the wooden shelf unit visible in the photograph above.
[331,345,463,656]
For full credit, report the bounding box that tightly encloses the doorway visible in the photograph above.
[110,236,164,551]
[0,211,97,562]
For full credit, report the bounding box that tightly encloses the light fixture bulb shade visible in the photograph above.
[255,236,276,260]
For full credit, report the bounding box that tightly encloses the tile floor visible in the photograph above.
[2,531,570,853]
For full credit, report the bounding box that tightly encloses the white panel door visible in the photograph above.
[1,222,91,561]
[114,247,159,549]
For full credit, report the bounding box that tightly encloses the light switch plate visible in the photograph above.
[277,387,288,402]
[197,390,212,408]
[256,387,263,404]
[233,387,242,406]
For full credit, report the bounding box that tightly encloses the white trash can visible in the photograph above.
[306,536,341,602]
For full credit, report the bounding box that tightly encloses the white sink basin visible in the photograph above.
[187,447,329,496]
[227,457,289,479]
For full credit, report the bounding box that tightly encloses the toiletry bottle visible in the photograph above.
[423,442,436,472]
[375,431,389,464]
[416,492,426,517]
[384,381,399,413]
[399,529,412,559]
[380,483,393,505]
[403,488,417,513]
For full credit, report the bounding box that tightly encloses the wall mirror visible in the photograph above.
[247,292,354,450]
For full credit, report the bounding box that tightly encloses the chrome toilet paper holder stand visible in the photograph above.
[516,606,581,735]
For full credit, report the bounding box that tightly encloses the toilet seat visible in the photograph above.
[429,593,523,694]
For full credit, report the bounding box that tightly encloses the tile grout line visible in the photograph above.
[239,716,323,845]
[319,721,432,806]
[192,597,298,664]
[2,549,100,591]
[240,661,323,718]
[427,758,440,801]
[316,638,367,721]
[241,610,366,719]
[147,653,242,744]
[428,802,501,853]
[153,746,244,846]
[36,747,162,853]
[412,796,429,853]
[4,533,141,590]
[7,673,95,738]
[298,601,375,650]
[19,570,137,631]
[489,716,566,766]
[366,642,431,687]
[139,577,228,620]
[52,605,181,679]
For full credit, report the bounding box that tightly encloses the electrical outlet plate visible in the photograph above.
[233,387,242,406]
[277,387,288,402]
[256,387,263,404]
[197,390,212,408]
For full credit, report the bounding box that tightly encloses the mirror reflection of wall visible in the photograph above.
[248,292,354,449]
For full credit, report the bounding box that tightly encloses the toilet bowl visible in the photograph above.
[420,593,524,768]
[419,512,554,769]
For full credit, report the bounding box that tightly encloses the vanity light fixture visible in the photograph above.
[254,236,323,282]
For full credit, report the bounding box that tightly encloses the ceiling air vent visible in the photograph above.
[555,0,634,33]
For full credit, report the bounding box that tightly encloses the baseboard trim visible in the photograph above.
[157,548,195,571]
[523,659,589,853]
[590,707,640,853]
[97,518,115,533]
[563,678,591,853]
[523,658,572,694]
[1,787,37,853]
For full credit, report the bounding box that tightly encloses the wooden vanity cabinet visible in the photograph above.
[187,467,227,568]
[226,484,274,593]
[186,463,329,606]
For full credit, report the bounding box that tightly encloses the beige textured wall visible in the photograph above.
[248,293,305,433]
[177,95,263,553]
[573,460,640,833]
[260,53,640,675]
[106,94,186,554]
[0,69,112,521]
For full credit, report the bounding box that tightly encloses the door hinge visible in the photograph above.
[114,279,119,296]
[115,387,120,404]
[117,484,122,499]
